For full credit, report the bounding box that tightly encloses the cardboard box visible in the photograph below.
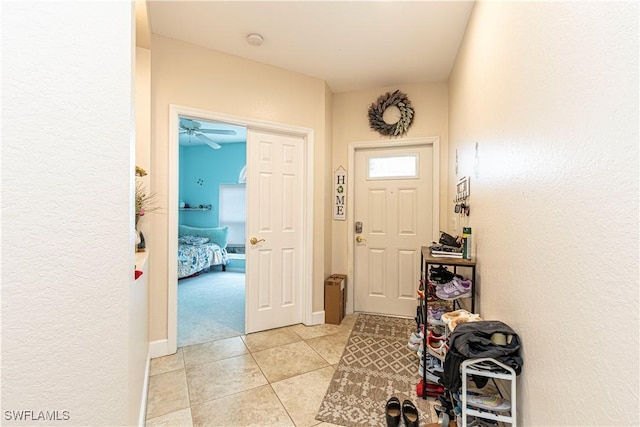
[325,274,347,325]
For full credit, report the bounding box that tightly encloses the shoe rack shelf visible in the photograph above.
[461,358,517,426]
[420,247,476,313]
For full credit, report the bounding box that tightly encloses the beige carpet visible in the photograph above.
[316,314,437,426]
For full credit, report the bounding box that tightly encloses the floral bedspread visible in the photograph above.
[178,243,228,278]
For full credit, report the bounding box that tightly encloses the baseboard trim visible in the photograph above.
[308,310,325,326]
[149,339,170,359]
[138,349,151,426]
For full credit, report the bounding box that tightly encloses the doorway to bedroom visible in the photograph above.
[177,116,247,347]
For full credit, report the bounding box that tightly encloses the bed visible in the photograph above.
[178,225,229,279]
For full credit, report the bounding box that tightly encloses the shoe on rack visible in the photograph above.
[409,330,424,344]
[441,309,482,331]
[434,276,469,289]
[466,394,511,412]
[426,332,448,360]
[430,269,455,284]
[417,330,445,349]
[438,231,461,248]
[435,277,472,300]
[429,265,449,275]
[467,417,499,427]
[418,365,444,384]
[402,400,419,427]
[427,305,446,319]
[427,305,447,326]
[407,324,425,351]
[385,396,401,427]
[417,351,444,371]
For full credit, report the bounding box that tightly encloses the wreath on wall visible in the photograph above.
[367,90,414,137]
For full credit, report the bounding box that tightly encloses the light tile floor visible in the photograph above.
[146,315,359,427]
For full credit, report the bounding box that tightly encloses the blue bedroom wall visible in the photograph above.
[179,142,246,228]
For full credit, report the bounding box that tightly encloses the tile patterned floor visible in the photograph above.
[145,315,359,427]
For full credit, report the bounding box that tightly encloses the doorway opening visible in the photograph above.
[167,104,316,355]
[177,116,247,347]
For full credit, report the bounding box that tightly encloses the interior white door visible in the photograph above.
[245,130,304,333]
[354,145,433,317]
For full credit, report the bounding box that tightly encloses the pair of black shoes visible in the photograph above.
[385,397,419,427]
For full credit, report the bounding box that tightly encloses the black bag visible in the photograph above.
[443,321,523,391]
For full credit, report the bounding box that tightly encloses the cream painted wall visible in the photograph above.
[448,1,639,424]
[131,46,151,425]
[331,83,449,274]
[136,47,152,241]
[2,2,134,425]
[324,83,335,282]
[149,35,330,342]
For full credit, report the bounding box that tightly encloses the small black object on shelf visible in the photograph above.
[137,232,146,252]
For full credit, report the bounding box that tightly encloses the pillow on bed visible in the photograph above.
[178,235,210,245]
[178,225,229,248]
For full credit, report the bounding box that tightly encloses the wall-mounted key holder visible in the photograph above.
[455,202,470,216]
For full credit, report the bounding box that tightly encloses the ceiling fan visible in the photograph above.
[179,118,237,149]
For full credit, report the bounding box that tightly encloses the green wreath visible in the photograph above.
[368,90,414,137]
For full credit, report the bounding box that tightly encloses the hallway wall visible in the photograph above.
[2,2,134,424]
[448,1,639,424]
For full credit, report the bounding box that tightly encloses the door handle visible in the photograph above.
[355,236,367,243]
[250,237,266,245]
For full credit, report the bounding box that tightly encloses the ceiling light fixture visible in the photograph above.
[247,33,264,47]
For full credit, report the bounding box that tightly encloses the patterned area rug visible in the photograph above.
[316,314,436,426]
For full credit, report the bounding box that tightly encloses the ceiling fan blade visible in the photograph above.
[196,133,221,149]
[199,129,237,135]
[179,118,200,131]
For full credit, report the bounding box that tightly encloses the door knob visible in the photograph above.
[250,237,266,245]
[356,236,367,243]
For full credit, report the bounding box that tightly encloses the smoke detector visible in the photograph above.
[247,33,264,47]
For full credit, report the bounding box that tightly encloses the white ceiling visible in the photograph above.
[148,1,475,94]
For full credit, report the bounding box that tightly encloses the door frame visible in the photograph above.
[346,137,440,315]
[167,104,315,353]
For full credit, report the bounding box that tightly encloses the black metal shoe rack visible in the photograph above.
[419,246,477,400]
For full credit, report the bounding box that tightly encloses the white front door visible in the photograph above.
[353,145,433,317]
[245,129,304,333]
